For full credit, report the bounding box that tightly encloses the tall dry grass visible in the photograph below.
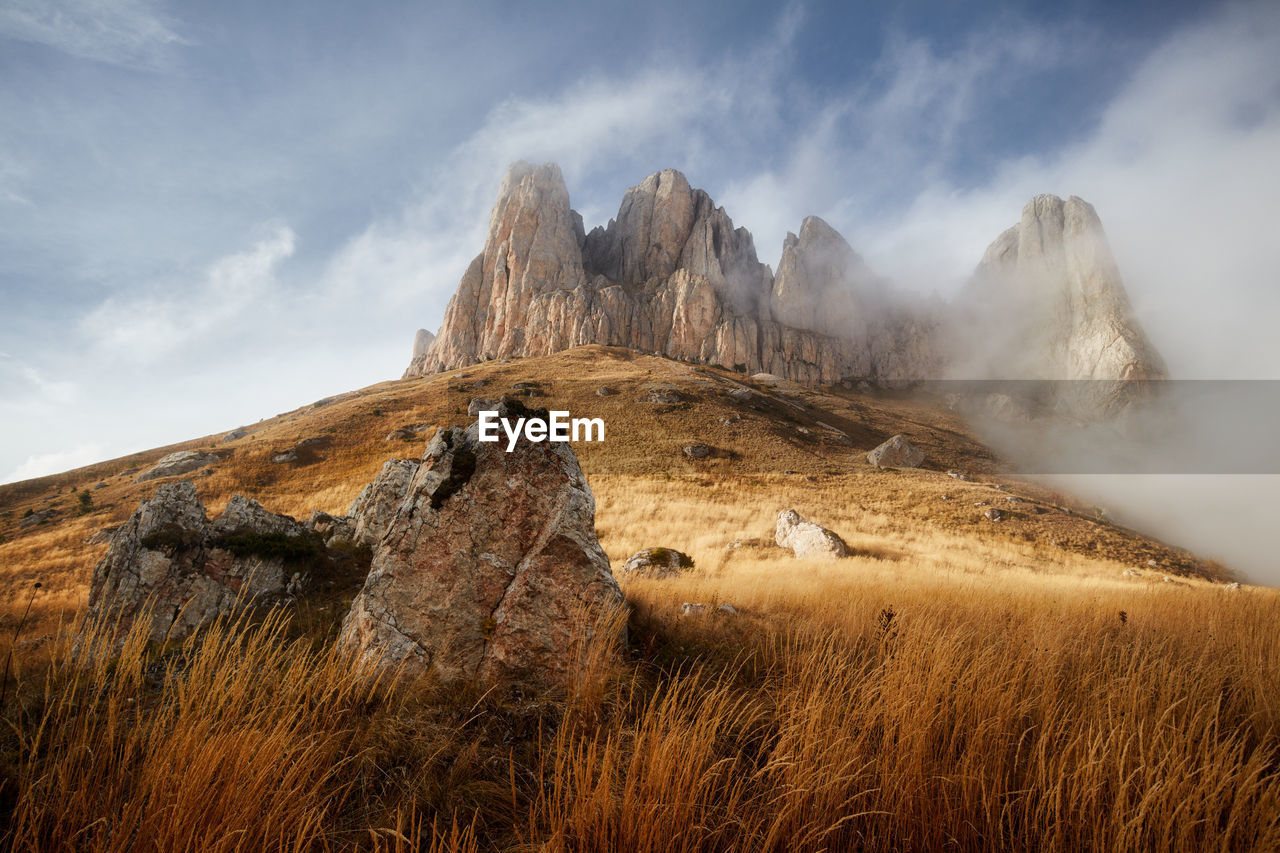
[1,470,1274,850]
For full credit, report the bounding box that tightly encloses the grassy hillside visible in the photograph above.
[1,345,1274,851]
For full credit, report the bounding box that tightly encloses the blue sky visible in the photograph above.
[2,0,1279,487]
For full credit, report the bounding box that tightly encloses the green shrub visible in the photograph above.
[215,531,325,563]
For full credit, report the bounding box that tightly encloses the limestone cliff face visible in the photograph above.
[408,162,940,384]
[959,194,1166,413]
[407,165,1164,404]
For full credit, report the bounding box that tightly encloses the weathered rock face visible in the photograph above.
[86,481,316,643]
[960,194,1167,415]
[867,435,925,468]
[135,450,220,482]
[338,400,626,685]
[407,162,941,385]
[407,165,1167,416]
[347,458,420,546]
[775,509,847,559]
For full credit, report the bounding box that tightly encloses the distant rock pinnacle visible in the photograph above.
[406,163,1165,416]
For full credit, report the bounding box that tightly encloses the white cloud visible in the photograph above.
[1,442,105,484]
[319,67,729,323]
[855,2,1280,378]
[0,0,187,68]
[0,353,79,413]
[81,224,296,360]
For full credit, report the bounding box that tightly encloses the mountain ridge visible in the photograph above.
[407,163,1165,417]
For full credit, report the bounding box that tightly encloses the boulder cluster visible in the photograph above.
[86,399,626,687]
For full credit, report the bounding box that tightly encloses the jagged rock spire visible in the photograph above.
[406,164,1162,410]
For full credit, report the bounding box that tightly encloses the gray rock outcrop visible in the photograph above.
[347,458,420,546]
[86,481,317,644]
[338,399,626,685]
[618,547,695,578]
[775,509,847,559]
[134,450,220,482]
[867,434,925,468]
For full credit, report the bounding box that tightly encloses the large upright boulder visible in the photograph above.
[86,481,317,643]
[338,399,626,685]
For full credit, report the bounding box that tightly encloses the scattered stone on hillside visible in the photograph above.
[85,480,318,644]
[347,458,420,546]
[595,386,618,396]
[717,603,738,615]
[286,571,309,596]
[385,423,434,442]
[682,444,711,459]
[135,450,220,483]
[867,435,924,469]
[93,482,107,489]
[308,511,356,546]
[272,450,298,464]
[296,436,330,450]
[640,388,682,404]
[1224,582,1242,591]
[984,508,1005,522]
[1162,576,1189,587]
[1147,559,1159,568]
[467,397,500,416]
[222,427,252,442]
[974,500,989,507]
[619,547,695,578]
[727,387,752,402]
[751,373,781,384]
[946,469,969,481]
[1122,569,1144,578]
[338,398,626,685]
[940,495,951,501]
[20,508,58,529]
[775,509,847,559]
[1005,496,1026,504]
[680,602,706,616]
[84,525,121,545]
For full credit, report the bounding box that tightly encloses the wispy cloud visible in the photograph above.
[1,442,105,484]
[81,224,296,360]
[0,0,187,68]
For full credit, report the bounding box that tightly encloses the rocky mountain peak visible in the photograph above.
[407,164,1162,412]
[966,193,1165,386]
[770,214,882,337]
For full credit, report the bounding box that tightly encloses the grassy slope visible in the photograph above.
[0,345,1229,634]
[1,345,1274,851]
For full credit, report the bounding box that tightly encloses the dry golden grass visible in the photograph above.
[0,346,1268,849]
